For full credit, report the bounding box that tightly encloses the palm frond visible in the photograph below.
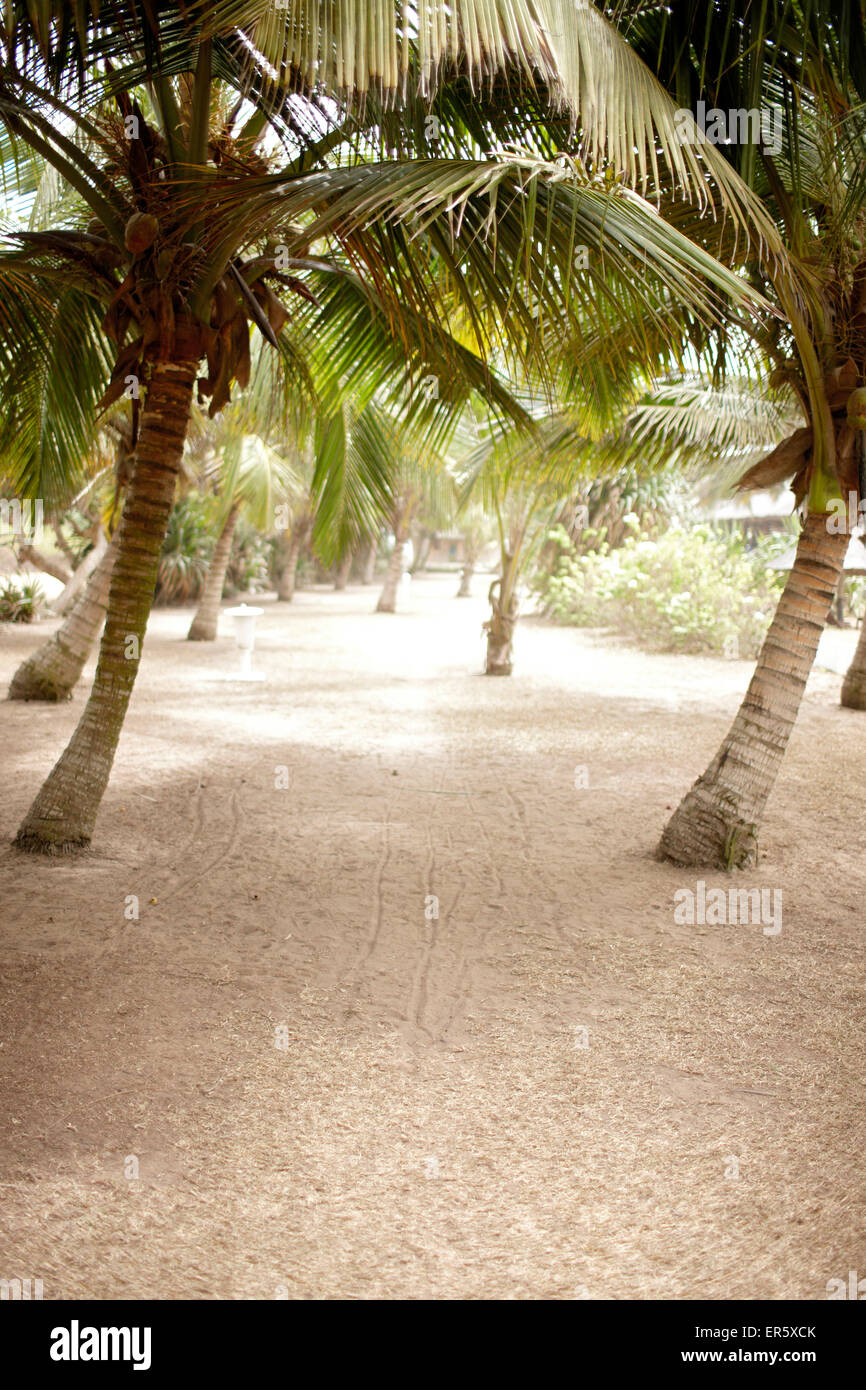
[0,255,113,503]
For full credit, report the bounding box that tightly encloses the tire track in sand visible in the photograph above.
[337,788,395,1009]
[156,786,242,907]
[404,821,463,1040]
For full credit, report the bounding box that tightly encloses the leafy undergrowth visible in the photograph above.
[535,522,788,658]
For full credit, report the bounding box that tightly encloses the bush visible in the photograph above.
[155,497,215,605]
[537,521,785,658]
[157,498,273,604]
[0,576,43,623]
[226,517,270,595]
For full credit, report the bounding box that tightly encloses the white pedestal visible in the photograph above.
[221,603,266,681]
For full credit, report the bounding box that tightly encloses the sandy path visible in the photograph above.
[0,575,864,1299]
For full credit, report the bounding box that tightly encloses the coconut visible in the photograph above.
[846,386,866,431]
[124,212,159,255]
[155,247,175,280]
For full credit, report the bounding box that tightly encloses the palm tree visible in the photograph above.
[307,396,452,613]
[457,406,589,674]
[377,522,413,612]
[455,507,493,597]
[841,615,866,708]
[3,422,124,692]
[8,533,119,702]
[361,534,380,586]
[378,439,453,614]
[0,1,778,851]
[277,508,314,601]
[187,505,240,639]
[660,513,846,867]
[0,232,124,701]
[185,408,300,640]
[333,552,353,591]
[610,3,866,866]
[52,521,110,616]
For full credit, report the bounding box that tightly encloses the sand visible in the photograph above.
[0,573,863,1299]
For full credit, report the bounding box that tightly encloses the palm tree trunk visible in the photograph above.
[484,577,518,674]
[658,511,847,868]
[334,552,352,590]
[376,536,405,612]
[362,539,377,584]
[14,359,198,853]
[187,504,239,641]
[8,532,119,702]
[277,518,308,602]
[279,530,303,597]
[52,522,78,574]
[457,561,474,597]
[15,543,72,587]
[53,525,109,616]
[841,613,866,708]
[412,531,431,574]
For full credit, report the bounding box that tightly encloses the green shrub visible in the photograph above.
[226,517,270,595]
[157,498,272,604]
[0,576,43,622]
[538,521,785,658]
[155,497,215,605]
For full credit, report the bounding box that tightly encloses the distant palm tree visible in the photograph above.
[455,507,494,598]
[276,502,315,602]
[309,397,453,613]
[457,406,579,674]
[188,435,299,638]
[184,391,301,639]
